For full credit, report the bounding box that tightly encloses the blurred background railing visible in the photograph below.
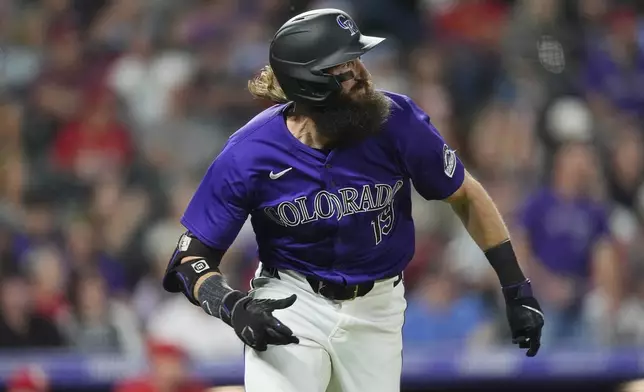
[0,0,643,391]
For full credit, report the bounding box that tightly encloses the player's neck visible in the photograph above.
[286,115,331,150]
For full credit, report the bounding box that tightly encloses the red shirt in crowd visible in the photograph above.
[52,120,133,176]
[114,377,206,392]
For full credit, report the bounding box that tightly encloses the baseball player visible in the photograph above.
[162,8,545,392]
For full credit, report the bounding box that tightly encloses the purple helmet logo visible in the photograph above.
[336,14,359,36]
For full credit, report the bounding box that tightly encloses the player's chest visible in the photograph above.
[249,144,404,218]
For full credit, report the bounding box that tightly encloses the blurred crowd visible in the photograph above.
[1,0,644,389]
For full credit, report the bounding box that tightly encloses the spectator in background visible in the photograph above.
[408,46,451,139]
[6,365,49,392]
[501,0,578,106]
[25,27,87,166]
[133,181,195,324]
[516,142,620,346]
[86,175,152,277]
[146,291,244,361]
[114,339,206,392]
[131,235,176,327]
[188,44,253,126]
[576,0,611,43]
[0,273,64,349]
[351,0,424,51]
[12,191,60,263]
[226,17,271,78]
[585,230,644,346]
[467,102,541,185]
[8,0,76,50]
[23,245,69,323]
[583,6,644,122]
[539,96,595,164]
[107,24,195,128]
[402,265,492,349]
[63,218,128,296]
[173,0,236,47]
[446,179,525,284]
[138,83,227,186]
[62,271,143,357]
[51,86,134,185]
[87,0,143,52]
[606,121,644,220]
[0,100,25,209]
[38,0,77,33]
[0,222,19,274]
[430,0,508,124]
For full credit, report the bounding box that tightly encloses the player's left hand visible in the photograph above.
[225,293,300,352]
[502,280,545,357]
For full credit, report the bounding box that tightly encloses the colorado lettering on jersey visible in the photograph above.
[263,180,404,228]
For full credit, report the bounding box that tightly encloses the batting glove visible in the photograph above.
[502,279,545,357]
[219,291,300,351]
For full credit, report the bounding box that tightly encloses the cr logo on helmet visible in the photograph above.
[336,14,359,36]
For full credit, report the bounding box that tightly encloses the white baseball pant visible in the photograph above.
[244,265,407,392]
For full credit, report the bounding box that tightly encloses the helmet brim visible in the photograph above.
[359,35,386,52]
[312,35,386,72]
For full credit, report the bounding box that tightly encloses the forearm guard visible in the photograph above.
[162,232,225,305]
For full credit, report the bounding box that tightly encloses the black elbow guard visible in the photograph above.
[162,232,225,305]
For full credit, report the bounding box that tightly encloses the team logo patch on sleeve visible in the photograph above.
[443,144,457,178]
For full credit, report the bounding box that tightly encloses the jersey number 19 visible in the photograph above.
[371,204,395,245]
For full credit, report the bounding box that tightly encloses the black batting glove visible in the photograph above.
[217,291,300,351]
[502,279,545,357]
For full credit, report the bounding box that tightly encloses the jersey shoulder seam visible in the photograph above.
[226,108,283,149]
[181,216,229,250]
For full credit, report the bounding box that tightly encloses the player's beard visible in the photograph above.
[301,81,391,148]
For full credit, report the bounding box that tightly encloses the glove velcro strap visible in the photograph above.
[502,279,533,302]
[219,290,247,326]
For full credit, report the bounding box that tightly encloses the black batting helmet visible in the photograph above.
[269,9,385,106]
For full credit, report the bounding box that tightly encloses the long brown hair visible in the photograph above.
[247,65,289,104]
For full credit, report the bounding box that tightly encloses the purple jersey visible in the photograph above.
[520,187,610,278]
[181,92,464,284]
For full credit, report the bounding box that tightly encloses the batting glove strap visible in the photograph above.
[219,290,247,326]
[502,279,534,302]
[196,274,243,322]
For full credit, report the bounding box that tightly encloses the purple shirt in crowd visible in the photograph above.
[181,92,465,284]
[520,188,610,278]
[583,38,644,117]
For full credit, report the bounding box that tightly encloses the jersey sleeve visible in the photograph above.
[395,97,465,200]
[180,148,251,250]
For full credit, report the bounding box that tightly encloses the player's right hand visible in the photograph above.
[227,294,300,351]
